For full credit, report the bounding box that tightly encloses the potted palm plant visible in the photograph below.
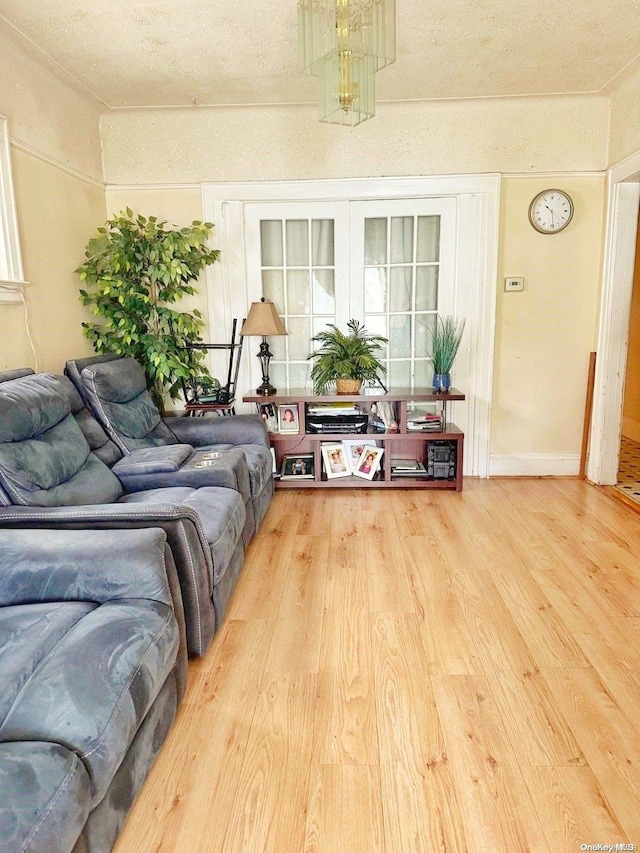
[308,319,388,394]
[430,315,466,391]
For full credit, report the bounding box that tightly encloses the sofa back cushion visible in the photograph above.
[56,374,124,467]
[0,374,123,506]
[79,358,177,452]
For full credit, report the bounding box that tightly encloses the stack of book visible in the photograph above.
[406,410,442,432]
[391,459,428,477]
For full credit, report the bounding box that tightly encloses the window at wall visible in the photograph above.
[0,115,27,303]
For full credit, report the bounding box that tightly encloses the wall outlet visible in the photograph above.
[504,277,524,292]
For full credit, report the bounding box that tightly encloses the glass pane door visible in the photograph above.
[350,198,456,390]
[245,202,349,391]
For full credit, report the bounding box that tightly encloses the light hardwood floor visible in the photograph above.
[115,479,640,852]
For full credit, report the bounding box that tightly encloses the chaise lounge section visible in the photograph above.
[0,527,187,852]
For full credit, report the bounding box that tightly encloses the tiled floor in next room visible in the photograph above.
[615,434,640,507]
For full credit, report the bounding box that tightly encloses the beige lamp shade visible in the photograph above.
[241,299,287,337]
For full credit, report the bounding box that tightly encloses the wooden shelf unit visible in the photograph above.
[243,388,465,491]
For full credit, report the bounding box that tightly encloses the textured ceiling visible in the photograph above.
[1,0,639,109]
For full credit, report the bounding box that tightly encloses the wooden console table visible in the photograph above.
[243,388,465,490]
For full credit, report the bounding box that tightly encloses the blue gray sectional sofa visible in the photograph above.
[0,526,187,852]
[0,359,276,851]
[0,368,274,655]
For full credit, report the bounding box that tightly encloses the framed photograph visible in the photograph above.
[342,439,378,472]
[259,403,279,434]
[280,453,314,480]
[278,404,299,433]
[321,443,351,479]
[353,445,385,480]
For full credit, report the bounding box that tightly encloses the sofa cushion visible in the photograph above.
[80,359,177,450]
[120,486,246,585]
[0,741,91,853]
[0,375,123,507]
[0,602,94,722]
[56,374,123,468]
[0,600,179,806]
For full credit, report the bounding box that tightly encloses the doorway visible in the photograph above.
[615,210,640,505]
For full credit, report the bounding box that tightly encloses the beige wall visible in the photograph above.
[609,65,640,167]
[106,186,209,329]
[0,19,103,183]
[622,215,640,442]
[101,95,609,184]
[493,176,606,460]
[0,25,106,373]
[0,149,106,372]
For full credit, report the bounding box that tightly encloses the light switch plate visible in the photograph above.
[504,277,524,292]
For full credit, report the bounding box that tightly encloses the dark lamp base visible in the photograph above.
[255,382,276,396]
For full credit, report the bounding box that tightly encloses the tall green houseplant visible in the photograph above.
[77,209,220,408]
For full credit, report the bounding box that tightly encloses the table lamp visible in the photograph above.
[241,298,287,395]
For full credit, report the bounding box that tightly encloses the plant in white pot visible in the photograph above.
[430,315,466,391]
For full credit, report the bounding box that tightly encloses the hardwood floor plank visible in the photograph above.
[304,765,384,853]
[540,666,640,837]
[363,506,415,613]
[312,554,378,765]
[371,614,467,852]
[401,535,483,675]
[227,511,298,621]
[431,674,549,852]
[521,766,630,849]
[221,673,316,853]
[265,535,328,674]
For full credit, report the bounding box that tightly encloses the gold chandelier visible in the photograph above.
[298,0,396,126]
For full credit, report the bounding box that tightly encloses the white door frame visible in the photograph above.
[588,150,640,484]
[202,174,500,478]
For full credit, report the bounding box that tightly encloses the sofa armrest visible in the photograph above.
[0,503,215,657]
[167,414,269,448]
[0,528,174,608]
[112,444,193,476]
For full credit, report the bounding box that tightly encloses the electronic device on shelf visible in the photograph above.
[426,440,457,479]
[306,415,368,434]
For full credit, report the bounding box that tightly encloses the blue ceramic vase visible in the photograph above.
[432,372,451,392]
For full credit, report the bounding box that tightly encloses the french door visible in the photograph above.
[244,197,456,392]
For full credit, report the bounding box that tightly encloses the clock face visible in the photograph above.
[528,189,574,234]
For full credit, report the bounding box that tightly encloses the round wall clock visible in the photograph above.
[528,189,574,234]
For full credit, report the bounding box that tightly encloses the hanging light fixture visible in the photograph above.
[298,0,396,127]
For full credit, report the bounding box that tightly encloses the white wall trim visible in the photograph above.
[10,139,105,190]
[587,160,640,484]
[490,453,580,477]
[203,174,500,202]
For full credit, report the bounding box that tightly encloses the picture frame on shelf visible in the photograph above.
[353,445,385,480]
[321,443,351,479]
[259,403,279,434]
[280,453,314,480]
[342,438,379,472]
[278,404,299,433]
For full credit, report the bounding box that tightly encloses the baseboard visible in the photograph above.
[622,417,640,444]
[489,453,581,477]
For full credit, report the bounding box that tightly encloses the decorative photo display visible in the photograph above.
[321,443,351,479]
[353,445,385,480]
